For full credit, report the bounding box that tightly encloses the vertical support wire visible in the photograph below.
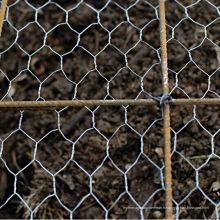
[159,0,173,219]
[0,0,8,37]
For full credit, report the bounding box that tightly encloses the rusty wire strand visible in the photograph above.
[159,0,173,218]
[0,0,7,37]
[0,98,220,109]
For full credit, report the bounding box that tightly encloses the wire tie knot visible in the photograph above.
[152,94,173,106]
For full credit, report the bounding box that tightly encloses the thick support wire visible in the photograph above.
[0,0,7,37]
[1,98,220,109]
[159,0,173,218]
[0,0,219,219]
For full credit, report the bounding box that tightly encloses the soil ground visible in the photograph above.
[0,0,219,219]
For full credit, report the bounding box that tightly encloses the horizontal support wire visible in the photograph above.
[0,98,220,109]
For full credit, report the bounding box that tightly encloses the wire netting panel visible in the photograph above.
[167,0,220,100]
[0,0,163,102]
[0,0,219,219]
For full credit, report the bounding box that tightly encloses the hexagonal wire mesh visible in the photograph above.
[0,0,219,219]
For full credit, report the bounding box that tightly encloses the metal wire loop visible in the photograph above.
[152,94,173,106]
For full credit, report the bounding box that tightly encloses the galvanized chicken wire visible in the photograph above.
[0,0,219,219]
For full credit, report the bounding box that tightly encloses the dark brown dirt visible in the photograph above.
[0,0,219,219]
